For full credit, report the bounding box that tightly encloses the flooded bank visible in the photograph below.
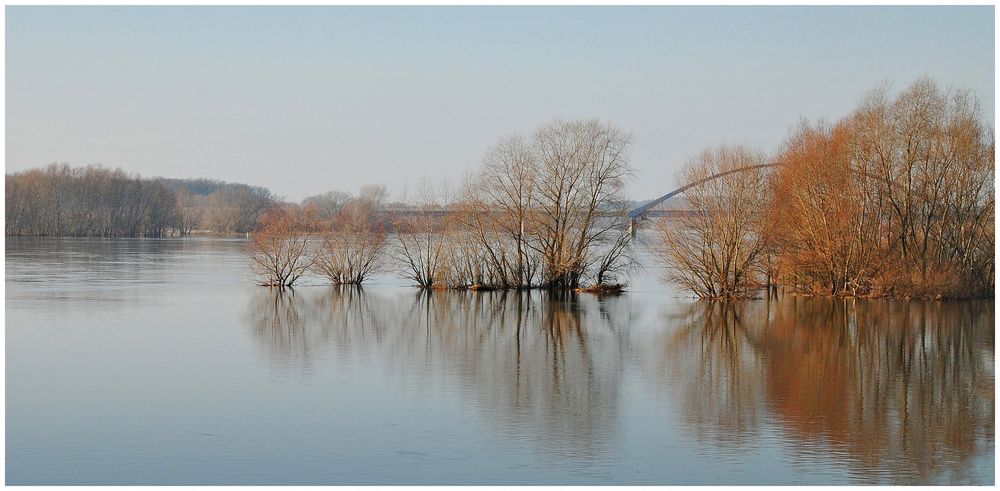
[6,237,994,484]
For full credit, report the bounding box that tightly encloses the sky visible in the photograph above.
[6,6,995,203]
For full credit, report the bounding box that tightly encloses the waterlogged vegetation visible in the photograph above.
[246,80,994,298]
[6,237,994,484]
[5,79,994,299]
[4,79,994,485]
[246,119,636,291]
[655,78,994,299]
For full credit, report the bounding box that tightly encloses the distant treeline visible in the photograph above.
[5,164,274,237]
[158,177,273,235]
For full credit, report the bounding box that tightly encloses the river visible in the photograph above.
[5,237,994,484]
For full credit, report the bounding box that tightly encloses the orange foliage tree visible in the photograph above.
[766,120,887,295]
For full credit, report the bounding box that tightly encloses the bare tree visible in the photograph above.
[845,78,993,297]
[247,208,313,288]
[591,222,638,290]
[528,120,634,288]
[450,119,635,290]
[650,79,993,300]
[203,184,273,234]
[358,184,388,210]
[474,135,541,288]
[655,146,772,299]
[174,187,205,236]
[5,164,182,237]
[303,190,353,226]
[312,197,387,285]
[390,184,450,288]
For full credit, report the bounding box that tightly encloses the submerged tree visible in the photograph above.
[449,119,636,290]
[766,119,887,296]
[389,185,450,288]
[654,146,772,299]
[247,208,313,288]
[312,196,387,285]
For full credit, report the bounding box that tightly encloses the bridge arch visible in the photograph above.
[628,163,783,221]
[626,162,783,236]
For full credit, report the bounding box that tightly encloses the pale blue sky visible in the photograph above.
[6,6,995,202]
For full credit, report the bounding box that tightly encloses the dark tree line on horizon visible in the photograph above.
[5,164,274,237]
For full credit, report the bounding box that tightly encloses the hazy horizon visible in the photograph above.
[6,6,995,202]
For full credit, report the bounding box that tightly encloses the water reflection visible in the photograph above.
[12,237,991,484]
[245,287,993,483]
[247,290,322,372]
[247,287,624,461]
[665,298,994,484]
[663,302,768,448]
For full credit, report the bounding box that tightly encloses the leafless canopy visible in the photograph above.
[247,208,314,288]
[312,197,387,285]
[446,119,636,290]
[654,146,772,299]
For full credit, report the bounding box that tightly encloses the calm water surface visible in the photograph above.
[6,237,995,484]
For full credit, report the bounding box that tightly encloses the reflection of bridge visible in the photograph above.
[626,163,781,236]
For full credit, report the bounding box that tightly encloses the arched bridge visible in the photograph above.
[627,163,782,236]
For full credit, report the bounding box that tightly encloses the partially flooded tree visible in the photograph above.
[390,184,450,288]
[247,208,313,288]
[451,119,635,290]
[529,120,634,288]
[455,135,541,288]
[591,221,638,290]
[851,78,995,297]
[761,78,995,298]
[767,119,887,296]
[657,79,994,299]
[312,196,387,285]
[655,146,772,299]
[430,119,637,291]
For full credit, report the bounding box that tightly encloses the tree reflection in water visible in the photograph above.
[666,297,994,484]
[246,286,389,373]
[246,288,992,483]
[246,287,627,462]
[246,289,314,372]
[664,301,768,448]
